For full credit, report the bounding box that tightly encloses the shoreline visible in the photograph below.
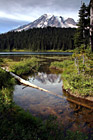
[62,86,93,102]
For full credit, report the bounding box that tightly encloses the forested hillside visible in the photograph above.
[0,27,76,51]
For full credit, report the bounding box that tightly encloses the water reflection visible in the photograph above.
[27,73,62,93]
[30,72,62,84]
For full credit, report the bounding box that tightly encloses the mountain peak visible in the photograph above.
[65,18,76,25]
[14,14,77,32]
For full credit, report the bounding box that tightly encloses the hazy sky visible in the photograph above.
[0,0,90,33]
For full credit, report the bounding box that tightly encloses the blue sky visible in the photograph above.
[0,0,90,33]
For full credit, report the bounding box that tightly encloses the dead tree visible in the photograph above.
[90,0,93,52]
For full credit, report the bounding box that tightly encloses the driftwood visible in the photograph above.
[1,67,93,110]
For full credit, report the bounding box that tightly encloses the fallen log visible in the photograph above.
[1,67,62,97]
[1,67,93,110]
[10,71,60,95]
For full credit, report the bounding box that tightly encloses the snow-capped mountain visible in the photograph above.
[14,14,77,32]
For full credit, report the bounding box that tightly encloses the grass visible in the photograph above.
[10,57,39,75]
[0,57,40,76]
[0,49,73,52]
[50,52,93,97]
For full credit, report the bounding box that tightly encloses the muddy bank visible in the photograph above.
[62,86,93,109]
[62,86,93,102]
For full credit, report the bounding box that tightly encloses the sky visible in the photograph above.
[0,0,90,33]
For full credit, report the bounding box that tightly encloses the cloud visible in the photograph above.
[0,0,90,33]
[0,0,90,22]
[0,0,89,11]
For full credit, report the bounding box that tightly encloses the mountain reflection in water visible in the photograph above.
[28,72,62,85]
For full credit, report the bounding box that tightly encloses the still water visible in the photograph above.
[0,53,93,134]
[0,52,73,55]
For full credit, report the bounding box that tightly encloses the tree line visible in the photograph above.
[0,27,76,51]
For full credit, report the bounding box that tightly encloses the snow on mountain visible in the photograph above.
[14,14,77,32]
[64,18,77,28]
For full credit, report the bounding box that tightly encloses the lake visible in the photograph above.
[0,52,73,55]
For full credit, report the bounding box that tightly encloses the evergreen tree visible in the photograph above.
[74,3,90,48]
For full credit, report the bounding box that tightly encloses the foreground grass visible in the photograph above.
[50,51,93,97]
[0,106,90,140]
